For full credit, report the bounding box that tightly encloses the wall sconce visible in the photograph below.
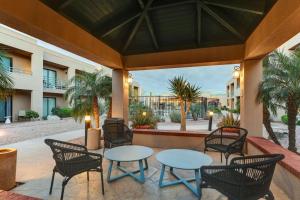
[128,73,133,84]
[233,66,240,79]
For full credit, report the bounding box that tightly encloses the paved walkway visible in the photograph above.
[0,118,84,146]
[0,131,289,200]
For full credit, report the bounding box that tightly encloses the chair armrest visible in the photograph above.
[62,148,103,164]
[205,129,220,142]
[124,125,133,139]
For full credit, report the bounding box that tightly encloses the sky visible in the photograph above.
[131,64,236,96]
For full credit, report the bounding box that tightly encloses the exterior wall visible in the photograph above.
[0,25,111,121]
[12,91,31,121]
[226,76,240,109]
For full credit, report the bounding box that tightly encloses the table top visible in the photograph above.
[156,149,212,170]
[104,145,153,162]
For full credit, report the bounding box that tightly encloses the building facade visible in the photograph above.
[0,25,108,122]
[226,75,240,110]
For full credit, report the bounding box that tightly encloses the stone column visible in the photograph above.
[30,50,43,118]
[112,69,129,124]
[240,59,263,136]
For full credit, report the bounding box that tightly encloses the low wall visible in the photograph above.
[133,129,300,200]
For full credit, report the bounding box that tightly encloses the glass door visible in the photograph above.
[0,97,12,122]
[43,69,57,89]
[43,97,56,117]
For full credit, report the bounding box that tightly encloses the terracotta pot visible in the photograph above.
[222,127,239,133]
[135,125,152,129]
[87,128,101,150]
[0,148,17,190]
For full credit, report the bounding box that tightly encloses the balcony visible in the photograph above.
[43,77,67,93]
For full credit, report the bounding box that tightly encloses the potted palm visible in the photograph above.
[64,70,112,149]
[217,113,240,133]
[0,52,17,190]
[130,103,157,129]
[169,76,201,131]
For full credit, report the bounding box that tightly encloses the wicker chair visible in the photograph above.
[102,120,133,154]
[200,154,284,200]
[45,139,104,200]
[204,127,248,165]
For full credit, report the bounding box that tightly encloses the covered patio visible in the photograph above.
[0,0,300,199]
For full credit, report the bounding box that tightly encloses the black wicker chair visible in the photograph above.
[200,154,284,200]
[204,127,248,165]
[102,120,133,154]
[45,139,104,200]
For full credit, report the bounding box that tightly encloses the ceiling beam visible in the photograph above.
[124,44,244,70]
[101,13,141,38]
[149,0,195,11]
[138,0,159,49]
[196,1,202,46]
[123,0,154,52]
[203,1,264,15]
[199,1,243,40]
[58,0,75,10]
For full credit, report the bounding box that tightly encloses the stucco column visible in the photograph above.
[112,69,129,124]
[30,50,43,118]
[67,67,76,80]
[240,59,263,136]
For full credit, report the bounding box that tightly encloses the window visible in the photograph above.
[0,96,12,122]
[0,55,12,72]
[43,97,56,117]
[43,69,57,89]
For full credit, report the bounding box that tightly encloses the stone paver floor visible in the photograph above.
[1,131,289,200]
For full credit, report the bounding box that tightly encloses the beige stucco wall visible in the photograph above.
[12,91,31,121]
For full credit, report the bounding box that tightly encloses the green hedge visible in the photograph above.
[52,107,72,118]
[281,114,300,125]
[25,110,39,119]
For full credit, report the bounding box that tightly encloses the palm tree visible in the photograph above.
[169,76,201,131]
[259,49,300,152]
[0,53,14,99]
[64,70,112,128]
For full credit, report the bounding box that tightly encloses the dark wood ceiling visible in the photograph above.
[41,0,277,55]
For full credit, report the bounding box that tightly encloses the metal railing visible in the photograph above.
[6,66,32,75]
[43,76,67,90]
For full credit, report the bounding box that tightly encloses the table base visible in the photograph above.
[107,159,148,183]
[159,165,201,198]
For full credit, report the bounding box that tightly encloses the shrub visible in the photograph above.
[190,103,201,120]
[281,114,300,125]
[25,110,39,119]
[281,115,288,124]
[217,113,240,127]
[130,104,157,129]
[155,115,165,122]
[52,107,72,118]
[169,111,181,123]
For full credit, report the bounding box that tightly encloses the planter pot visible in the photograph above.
[87,128,101,150]
[135,125,152,129]
[0,148,17,190]
[222,127,239,133]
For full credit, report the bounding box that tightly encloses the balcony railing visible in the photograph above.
[7,66,32,75]
[43,77,67,90]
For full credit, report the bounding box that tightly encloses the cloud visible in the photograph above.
[131,64,236,96]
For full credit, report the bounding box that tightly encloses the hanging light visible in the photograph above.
[233,66,240,79]
[128,73,133,84]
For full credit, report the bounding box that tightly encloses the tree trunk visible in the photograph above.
[180,100,186,131]
[93,96,100,128]
[287,97,297,152]
[263,105,281,145]
[106,97,112,119]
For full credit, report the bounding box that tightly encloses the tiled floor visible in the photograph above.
[1,130,290,200]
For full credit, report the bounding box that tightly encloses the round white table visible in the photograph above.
[156,149,212,198]
[104,145,153,183]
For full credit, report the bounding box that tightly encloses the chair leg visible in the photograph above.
[100,170,105,195]
[87,171,89,181]
[225,154,230,165]
[60,178,68,200]
[220,152,223,163]
[49,169,55,195]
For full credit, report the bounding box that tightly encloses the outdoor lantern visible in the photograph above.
[208,111,213,131]
[142,112,147,116]
[233,66,240,79]
[84,115,91,146]
[128,73,133,84]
